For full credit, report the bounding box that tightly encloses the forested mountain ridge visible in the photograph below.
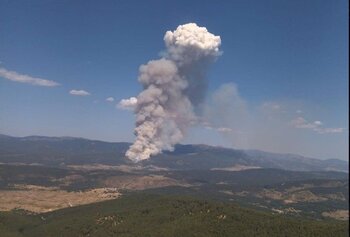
[0,134,347,172]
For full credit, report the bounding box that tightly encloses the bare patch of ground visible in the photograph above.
[257,189,328,203]
[272,207,301,214]
[257,189,284,200]
[323,193,346,201]
[0,185,120,213]
[287,190,328,203]
[322,210,349,220]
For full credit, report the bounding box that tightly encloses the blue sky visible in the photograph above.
[0,0,348,160]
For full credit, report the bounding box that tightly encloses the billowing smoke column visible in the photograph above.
[126,23,221,162]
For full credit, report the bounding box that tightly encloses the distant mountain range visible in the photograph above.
[0,134,348,172]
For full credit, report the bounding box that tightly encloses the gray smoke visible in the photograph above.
[126,23,221,162]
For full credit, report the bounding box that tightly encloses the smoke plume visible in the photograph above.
[126,23,221,162]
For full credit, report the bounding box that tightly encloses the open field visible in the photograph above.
[0,185,120,213]
[322,210,349,221]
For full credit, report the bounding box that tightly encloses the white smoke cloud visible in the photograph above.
[117,97,138,110]
[69,89,90,96]
[126,23,221,162]
[164,23,221,65]
[290,117,344,134]
[0,67,60,87]
[106,97,115,102]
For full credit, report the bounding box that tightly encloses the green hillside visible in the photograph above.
[0,194,348,237]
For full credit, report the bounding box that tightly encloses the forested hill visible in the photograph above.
[0,194,348,237]
[0,134,347,172]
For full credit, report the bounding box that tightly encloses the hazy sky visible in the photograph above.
[0,0,348,160]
